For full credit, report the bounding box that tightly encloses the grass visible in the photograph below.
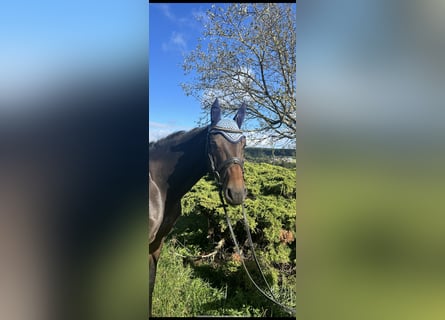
[152,241,224,317]
[152,241,295,317]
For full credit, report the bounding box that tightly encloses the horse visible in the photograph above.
[148,98,247,316]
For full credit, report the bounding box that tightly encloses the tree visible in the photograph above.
[182,3,296,147]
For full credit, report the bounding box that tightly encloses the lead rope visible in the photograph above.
[241,201,276,298]
[217,189,296,316]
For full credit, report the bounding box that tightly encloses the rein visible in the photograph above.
[217,190,296,317]
[207,126,296,316]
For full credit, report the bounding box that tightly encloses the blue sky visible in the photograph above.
[148,3,299,147]
[152,2,443,146]
[149,3,214,142]
[3,1,441,143]
[1,0,146,107]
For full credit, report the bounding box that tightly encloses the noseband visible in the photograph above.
[207,125,245,186]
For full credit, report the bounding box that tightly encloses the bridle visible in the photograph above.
[206,125,245,186]
[205,124,297,316]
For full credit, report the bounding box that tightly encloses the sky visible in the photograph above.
[2,1,443,144]
[148,3,300,148]
[1,0,146,107]
[149,3,214,142]
[148,2,445,146]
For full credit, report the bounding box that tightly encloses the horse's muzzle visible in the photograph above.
[224,186,247,205]
[221,160,246,205]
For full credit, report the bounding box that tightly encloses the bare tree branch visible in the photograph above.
[181,3,296,146]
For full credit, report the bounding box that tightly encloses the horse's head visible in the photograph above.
[207,98,247,205]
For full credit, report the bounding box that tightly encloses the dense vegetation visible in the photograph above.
[152,161,296,317]
[86,149,445,319]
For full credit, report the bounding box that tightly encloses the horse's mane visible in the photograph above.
[149,126,208,150]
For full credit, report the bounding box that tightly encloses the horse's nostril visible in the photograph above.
[225,187,246,205]
[227,188,233,200]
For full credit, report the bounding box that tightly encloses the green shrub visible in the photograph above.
[180,162,296,265]
[157,161,297,317]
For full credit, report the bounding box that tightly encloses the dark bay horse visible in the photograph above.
[149,99,247,315]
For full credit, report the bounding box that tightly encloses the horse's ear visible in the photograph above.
[210,98,221,126]
[233,102,246,128]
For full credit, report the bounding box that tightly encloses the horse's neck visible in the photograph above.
[153,129,208,202]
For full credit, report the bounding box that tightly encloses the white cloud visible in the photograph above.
[149,128,172,142]
[149,120,293,148]
[149,121,191,142]
[161,31,187,53]
[171,33,186,49]
[156,4,196,28]
[158,4,176,21]
[245,131,294,149]
[149,121,171,129]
